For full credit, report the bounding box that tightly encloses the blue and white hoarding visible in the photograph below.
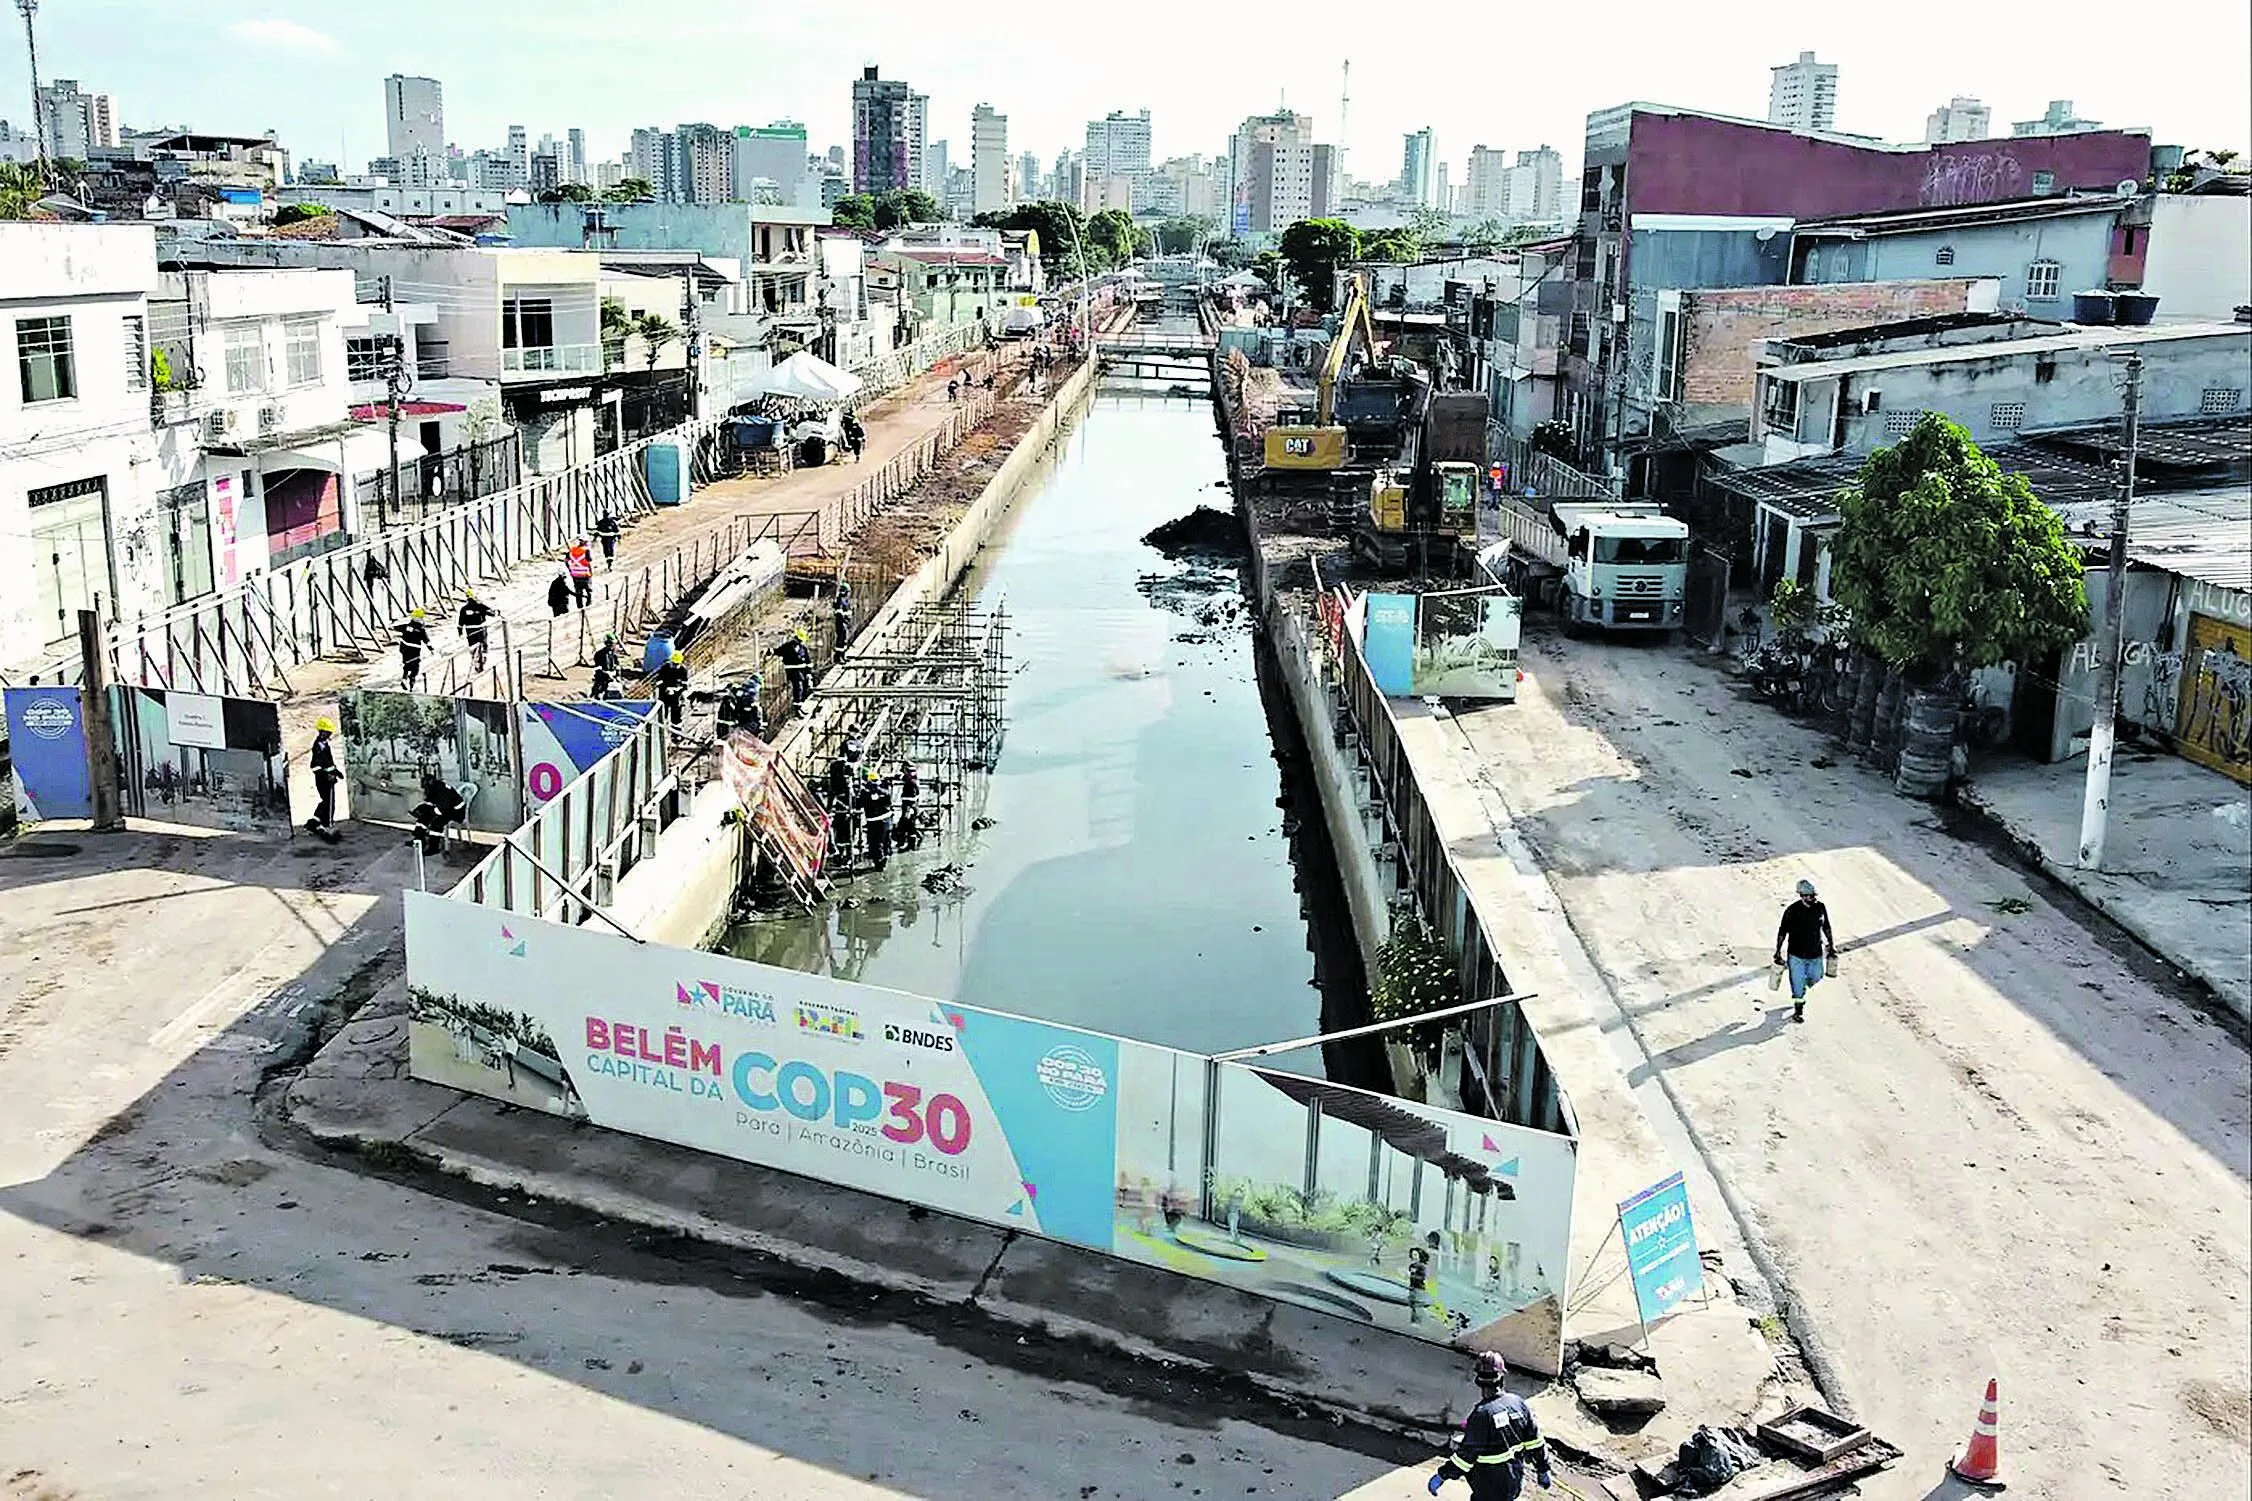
[1617,1169,1702,1325]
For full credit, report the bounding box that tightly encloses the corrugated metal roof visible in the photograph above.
[1761,322,2251,382]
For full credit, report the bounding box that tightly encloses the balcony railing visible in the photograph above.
[501,343,600,375]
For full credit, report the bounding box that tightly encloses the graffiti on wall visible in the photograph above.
[1920,152,2028,207]
[2177,614,2252,784]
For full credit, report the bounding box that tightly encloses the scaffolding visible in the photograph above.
[804,597,1010,833]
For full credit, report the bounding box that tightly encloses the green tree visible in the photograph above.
[631,312,681,371]
[830,193,876,230]
[1830,414,2089,682]
[1359,227,1419,264]
[1459,218,1509,251]
[273,201,331,226]
[0,161,51,220]
[603,177,654,203]
[1277,218,1361,312]
[1207,236,1252,269]
[1085,207,1136,265]
[873,188,941,229]
[599,296,633,369]
[1369,914,1458,1058]
[538,182,595,204]
[972,200,1089,278]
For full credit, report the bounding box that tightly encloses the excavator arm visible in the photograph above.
[1315,271,1375,427]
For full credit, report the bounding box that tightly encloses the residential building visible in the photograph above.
[1313,146,1339,220]
[1084,109,1153,207]
[1748,316,2249,461]
[384,76,443,168]
[2,224,162,663]
[1053,149,1083,213]
[179,238,610,473]
[1503,147,1565,223]
[676,124,734,205]
[1434,162,1451,218]
[2013,101,2103,138]
[34,79,115,162]
[530,154,560,194]
[1231,111,1313,233]
[628,128,669,193]
[2140,193,2252,321]
[971,104,1010,215]
[507,126,529,181]
[1,119,38,165]
[1400,128,1434,208]
[567,129,587,186]
[1788,195,2135,313]
[925,139,950,197]
[869,245,1008,334]
[1471,239,1575,446]
[733,123,810,205]
[594,160,624,193]
[1924,97,1992,145]
[1768,52,1838,133]
[1155,155,1223,221]
[271,183,507,218]
[852,67,920,193]
[1565,101,2155,478]
[1018,151,1042,203]
[1464,147,1508,219]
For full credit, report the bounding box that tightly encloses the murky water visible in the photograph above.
[721,376,1352,1066]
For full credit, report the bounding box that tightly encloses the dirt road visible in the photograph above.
[1446,624,2251,1499]
[0,831,1450,1499]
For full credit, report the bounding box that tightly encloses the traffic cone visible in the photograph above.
[1949,1377,2004,1487]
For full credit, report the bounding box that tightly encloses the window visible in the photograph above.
[2202,387,2245,415]
[2031,170,2055,194]
[346,337,384,382]
[502,295,555,351]
[1884,410,1923,436]
[284,317,323,387]
[1990,401,2025,430]
[223,321,265,394]
[1655,308,1682,401]
[1935,245,1956,267]
[1595,536,1687,565]
[1762,377,1799,434]
[16,315,76,403]
[2025,260,2062,302]
[122,315,147,392]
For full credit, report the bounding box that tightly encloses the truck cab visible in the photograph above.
[1555,506,1691,631]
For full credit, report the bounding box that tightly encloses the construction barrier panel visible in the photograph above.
[338,689,522,835]
[113,688,289,832]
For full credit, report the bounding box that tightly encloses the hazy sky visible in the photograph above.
[9,0,2248,184]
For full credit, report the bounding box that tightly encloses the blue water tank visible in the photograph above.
[645,440,689,505]
[642,630,675,674]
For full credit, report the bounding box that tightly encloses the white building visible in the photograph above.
[1768,52,1838,133]
[1400,128,1434,208]
[1502,147,1564,223]
[971,104,1011,215]
[1231,111,1313,231]
[1923,96,1992,144]
[2012,100,2104,137]
[384,75,444,170]
[1463,147,1508,219]
[566,128,587,186]
[2140,195,2252,322]
[1083,109,1152,207]
[34,79,115,162]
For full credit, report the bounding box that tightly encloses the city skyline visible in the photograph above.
[7,0,2244,193]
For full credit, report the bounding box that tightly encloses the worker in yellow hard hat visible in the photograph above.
[780,625,815,704]
[655,644,690,727]
[397,608,432,691]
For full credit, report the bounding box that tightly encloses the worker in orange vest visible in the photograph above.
[565,537,594,610]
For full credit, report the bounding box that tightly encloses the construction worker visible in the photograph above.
[305,716,343,844]
[396,608,431,692]
[655,648,690,728]
[824,734,864,812]
[410,773,467,856]
[547,567,573,619]
[1772,878,1837,1024]
[717,673,765,739]
[457,589,494,673]
[895,762,923,850]
[593,629,621,680]
[831,583,854,652]
[840,409,865,462]
[566,536,595,609]
[593,508,622,568]
[857,764,895,870]
[779,627,814,703]
[1430,1353,1551,1499]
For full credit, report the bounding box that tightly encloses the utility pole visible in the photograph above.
[379,274,404,531]
[77,608,122,832]
[17,0,50,181]
[2076,350,2143,871]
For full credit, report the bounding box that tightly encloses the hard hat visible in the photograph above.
[795,627,810,643]
[669,648,684,663]
[1796,879,1817,897]
[409,608,425,620]
[315,716,338,733]
[463,587,478,599]
[1473,1352,1506,1386]
[603,630,616,643]
[863,765,880,782]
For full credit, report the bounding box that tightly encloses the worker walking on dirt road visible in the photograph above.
[1429,1352,1551,1498]
[1773,879,1837,1024]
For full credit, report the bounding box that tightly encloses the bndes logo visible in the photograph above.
[883,1023,956,1053]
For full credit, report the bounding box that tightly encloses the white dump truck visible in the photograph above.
[1483,495,1690,634]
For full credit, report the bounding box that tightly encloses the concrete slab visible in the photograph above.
[1961,750,2251,1020]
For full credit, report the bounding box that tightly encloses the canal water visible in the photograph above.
[721,365,1370,1078]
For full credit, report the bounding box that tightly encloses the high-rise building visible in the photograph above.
[1312,144,1338,219]
[1018,151,1042,202]
[971,104,1010,215]
[530,153,560,193]
[1084,108,1153,200]
[595,159,624,192]
[1503,145,1564,222]
[628,127,667,191]
[907,92,929,194]
[925,138,950,195]
[1923,97,1992,144]
[676,123,734,204]
[1768,51,1838,132]
[1400,127,1434,207]
[1463,145,1508,218]
[34,79,114,161]
[1230,110,1311,231]
[2011,100,2103,137]
[852,67,920,193]
[1053,148,1082,211]
[733,121,809,202]
[566,127,587,184]
[507,125,529,180]
[1434,161,1451,217]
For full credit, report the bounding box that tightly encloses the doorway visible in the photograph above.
[29,476,114,647]
[160,481,215,606]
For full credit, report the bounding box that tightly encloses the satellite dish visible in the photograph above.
[2116,179,2140,197]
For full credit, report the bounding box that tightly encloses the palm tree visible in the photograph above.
[599,296,632,369]
[632,313,680,371]
[0,162,51,221]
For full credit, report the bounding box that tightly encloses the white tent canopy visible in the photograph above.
[1218,269,1268,288]
[749,351,864,403]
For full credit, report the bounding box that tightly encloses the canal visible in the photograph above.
[721,361,1372,1080]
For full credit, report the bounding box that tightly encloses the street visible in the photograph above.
[0,834,1457,1500]
[1447,623,2251,1500]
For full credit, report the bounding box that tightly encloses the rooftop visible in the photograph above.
[2052,485,2252,592]
[1776,312,2044,351]
[1760,321,2251,382]
[884,247,1008,266]
[1793,194,2133,237]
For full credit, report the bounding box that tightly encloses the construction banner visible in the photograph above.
[520,701,656,809]
[720,729,831,887]
[338,690,522,834]
[113,688,290,831]
[3,686,93,821]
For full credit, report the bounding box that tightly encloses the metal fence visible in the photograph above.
[1491,432,1618,502]
[450,707,676,929]
[1311,562,1568,1135]
[845,322,986,409]
[351,432,524,529]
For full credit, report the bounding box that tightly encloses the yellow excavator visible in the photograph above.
[1260,271,1377,482]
